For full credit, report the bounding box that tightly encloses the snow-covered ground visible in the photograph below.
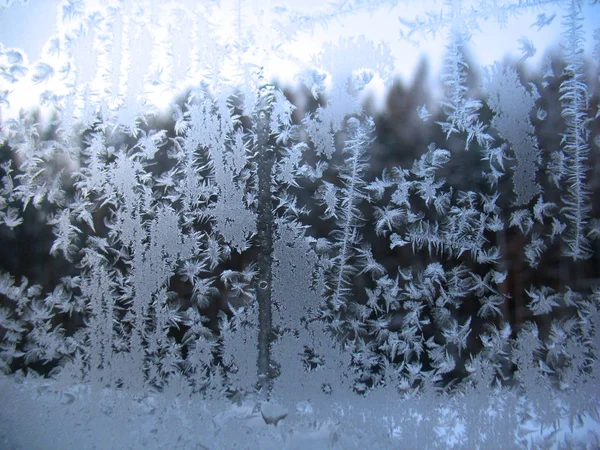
[1,373,598,449]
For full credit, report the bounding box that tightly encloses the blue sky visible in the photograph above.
[0,0,598,117]
[0,0,59,63]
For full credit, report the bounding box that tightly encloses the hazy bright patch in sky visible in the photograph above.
[0,0,598,118]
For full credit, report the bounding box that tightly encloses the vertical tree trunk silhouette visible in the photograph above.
[255,90,274,399]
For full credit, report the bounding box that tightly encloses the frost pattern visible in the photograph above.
[0,0,599,448]
[486,63,541,205]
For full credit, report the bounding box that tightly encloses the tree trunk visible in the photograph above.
[255,94,274,400]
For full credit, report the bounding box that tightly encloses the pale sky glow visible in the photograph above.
[0,0,598,120]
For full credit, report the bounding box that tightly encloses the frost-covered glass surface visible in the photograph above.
[1,0,600,448]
